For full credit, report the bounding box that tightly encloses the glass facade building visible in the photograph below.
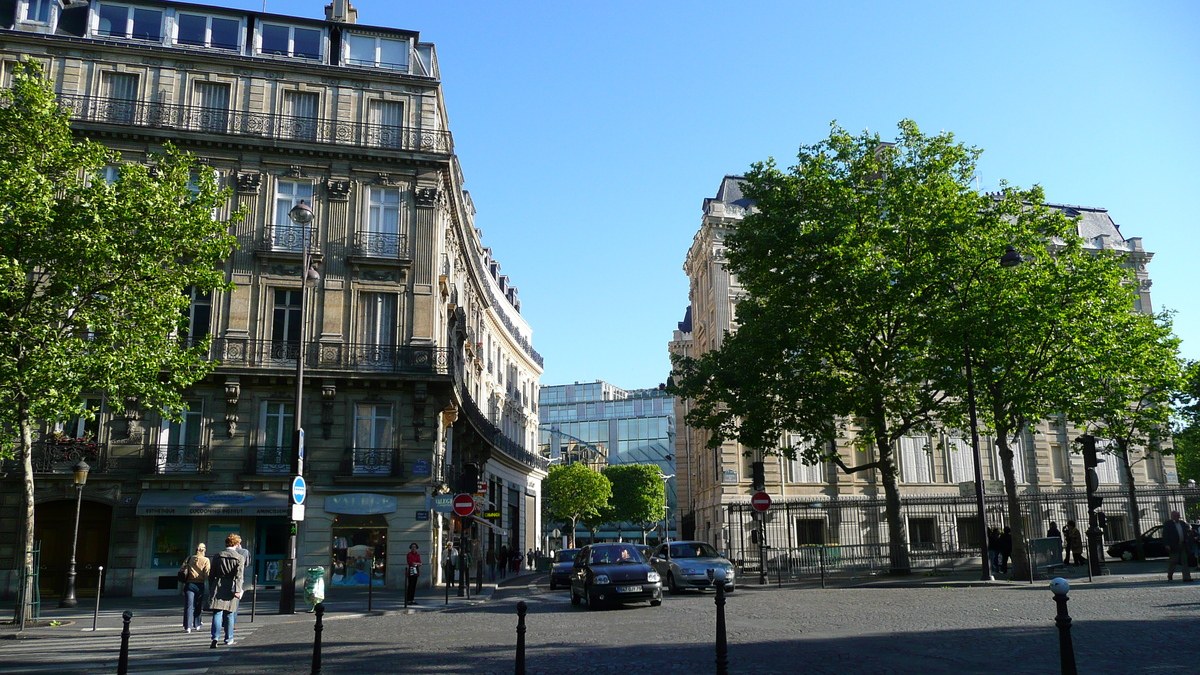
[539,381,677,543]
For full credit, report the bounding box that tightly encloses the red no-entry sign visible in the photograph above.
[751,491,772,512]
[452,493,476,517]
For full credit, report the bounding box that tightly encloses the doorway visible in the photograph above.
[34,500,112,598]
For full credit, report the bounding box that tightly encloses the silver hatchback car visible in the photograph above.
[649,541,735,593]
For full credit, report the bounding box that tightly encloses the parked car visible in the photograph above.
[650,540,735,593]
[548,549,578,590]
[569,543,662,610]
[1106,524,1199,565]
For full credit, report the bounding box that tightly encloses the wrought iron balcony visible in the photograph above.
[207,339,451,376]
[352,231,409,259]
[343,447,403,477]
[56,94,454,154]
[27,440,108,474]
[457,387,549,471]
[259,224,319,254]
[246,446,294,475]
[149,444,210,474]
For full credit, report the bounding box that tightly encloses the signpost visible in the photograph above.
[281,474,307,614]
[453,494,476,517]
[751,491,771,585]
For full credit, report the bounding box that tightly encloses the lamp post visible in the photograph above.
[280,199,319,614]
[59,459,90,608]
[963,244,1024,581]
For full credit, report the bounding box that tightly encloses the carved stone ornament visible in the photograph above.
[325,179,351,201]
[361,269,398,282]
[287,165,306,178]
[224,378,241,436]
[414,187,440,207]
[236,172,262,194]
[375,173,393,186]
[269,264,302,277]
[321,383,337,440]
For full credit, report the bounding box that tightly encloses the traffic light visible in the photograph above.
[1087,493,1104,512]
[751,461,765,491]
[1079,434,1101,469]
[1096,511,1107,530]
[457,462,479,494]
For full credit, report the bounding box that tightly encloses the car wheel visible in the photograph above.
[668,572,681,594]
[726,583,735,594]
[549,579,556,590]
[1121,550,1134,562]
[585,586,601,611]
[570,586,581,605]
[650,598,662,607]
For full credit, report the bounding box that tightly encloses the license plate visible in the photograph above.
[616,585,642,593]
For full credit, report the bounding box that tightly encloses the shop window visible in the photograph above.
[152,517,192,567]
[331,514,387,587]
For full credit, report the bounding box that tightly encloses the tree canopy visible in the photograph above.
[603,464,667,541]
[542,463,611,547]
[1,61,237,622]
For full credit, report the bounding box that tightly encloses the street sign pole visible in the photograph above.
[751,492,771,586]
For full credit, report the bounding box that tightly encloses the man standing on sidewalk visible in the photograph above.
[1164,511,1193,582]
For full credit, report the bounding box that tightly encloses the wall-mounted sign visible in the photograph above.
[415,510,430,521]
[195,492,256,504]
[722,469,738,484]
[432,494,455,513]
[483,511,501,519]
[412,459,431,476]
[291,503,306,521]
[323,493,397,515]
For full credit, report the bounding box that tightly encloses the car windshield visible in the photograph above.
[556,550,578,563]
[670,542,720,558]
[590,545,644,564]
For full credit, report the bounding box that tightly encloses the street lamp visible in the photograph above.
[280,199,320,614]
[962,245,1023,581]
[59,458,90,608]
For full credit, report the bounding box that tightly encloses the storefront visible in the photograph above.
[324,493,397,588]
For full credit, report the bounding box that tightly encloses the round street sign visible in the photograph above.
[452,493,476,517]
[751,491,772,512]
[292,476,307,505]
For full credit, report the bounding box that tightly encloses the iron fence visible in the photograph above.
[259,224,318,253]
[458,387,550,471]
[724,486,1200,580]
[352,231,408,259]
[28,441,107,474]
[343,447,404,477]
[57,93,454,154]
[148,444,210,474]
[246,446,294,475]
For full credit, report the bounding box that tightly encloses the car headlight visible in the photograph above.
[647,571,660,583]
[724,568,734,579]
[593,574,611,585]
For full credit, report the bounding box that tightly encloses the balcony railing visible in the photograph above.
[28,440,107,474]
[246,446,294,475]
[458,387,549,471]
[352,231,408,259]
[150,444,210,474]
[343,447,403,477]
[208,339,450,375]
[57,93,454,154]
[259,224,319,254]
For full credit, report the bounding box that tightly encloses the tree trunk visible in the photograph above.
[996,428,1030,581]
[873,431,910,575]
[568,517,577,549]
[1120,441,1144,561]
[16,403,35,627]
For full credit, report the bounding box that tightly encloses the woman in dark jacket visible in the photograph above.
[207,534,245,648]
[986,528,1001,573]
[997,526,1013,574]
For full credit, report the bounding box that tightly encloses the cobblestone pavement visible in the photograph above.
[195,575,1200,675]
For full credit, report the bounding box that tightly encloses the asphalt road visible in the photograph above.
[202,575,1200,675]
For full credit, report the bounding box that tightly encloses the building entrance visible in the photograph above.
[331,514,387,587]
[34,500,112,598]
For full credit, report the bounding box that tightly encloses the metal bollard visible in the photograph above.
[476,559,483,594]
[713,569,728,675]
[404,568,410,609]
[117,610,132,675]
[515,601,528,675]
[251,572,257,623]
[368,557,374,612]
[311,602,325,675]
[92,566,104,632]
[1049,578,1077,675]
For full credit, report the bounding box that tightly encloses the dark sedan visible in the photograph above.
[1107,523,1199,564]
[548,548,578,590]
[569,543,662,610]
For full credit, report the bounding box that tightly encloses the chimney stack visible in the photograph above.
[325,1,358,23]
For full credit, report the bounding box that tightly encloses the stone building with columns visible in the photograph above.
[670,175,1183,560]
[0,0,545,599]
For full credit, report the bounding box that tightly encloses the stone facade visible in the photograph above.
[0,0,544,599]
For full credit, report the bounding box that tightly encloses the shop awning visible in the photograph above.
[136,491,289,517]
[471,516,507,536]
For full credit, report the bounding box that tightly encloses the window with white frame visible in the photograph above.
[897,436,933,483]
[1095,439,1123,484]
[258,23,322,60]
[193,81,230,132]
[354,404,392,449]
[360,293,397,347]
[345,33,408,70]
[95,3,163,41]
[946,435,976,484]
[259,401,294,473]
[273,180,314,249]
[181,286,211,343]
[21,0,56,24]
[174,12,241,51]
[367,100,404,148]
[284,91,319,141]
[367,186,401,235]
[994,433,1028,484]
[103,71,138,123]
[61,397,102,440]
[157,400,202,471]
[784,434,825,483]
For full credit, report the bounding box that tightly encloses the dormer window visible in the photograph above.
[21,0,56,24]
[174,13,242,51]
[95,3,164,42]
[259,23,323,60]
[345,33,409,71]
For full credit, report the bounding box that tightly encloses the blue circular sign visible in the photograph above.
[292,476,307,505]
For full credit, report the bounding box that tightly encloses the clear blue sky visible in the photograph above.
[219,0,1199,390]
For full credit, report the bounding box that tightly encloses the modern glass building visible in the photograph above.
[539,381,677,545]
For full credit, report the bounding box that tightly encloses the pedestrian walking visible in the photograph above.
[208,534,245,648]
[511,548,521,573]
[1064,520,1086,566]
[1163,510,1193,582]
[229,536,250,631]
[986,527,1001,572]
[405,543,422,605]
[179,543,209,633]
[486,547,497,582]
[1047,521,1062,541]
[498,544,508,579]
[997,526,1013,574]
[526,549,535,570]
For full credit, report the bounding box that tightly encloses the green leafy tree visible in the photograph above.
[603,464,667,543]
[543,463,611,548]
[0,62,236,624]
[1068,311,1185,559]
[1172,361,1200,520]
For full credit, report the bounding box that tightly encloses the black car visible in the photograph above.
[1106,523,1199,564]
[548,548,578,590]
[569,543,662,610]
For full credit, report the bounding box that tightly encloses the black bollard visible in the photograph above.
[117,610,132,675]
[476,558,483,594]
[515,601,528,675]
[368,557,374,612]
[251,571,257,623]
[311,602,325,675]
[92,566,104,632]
[404,568,410,609]
[714,571,728,675]
[1050,579,1077,675]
